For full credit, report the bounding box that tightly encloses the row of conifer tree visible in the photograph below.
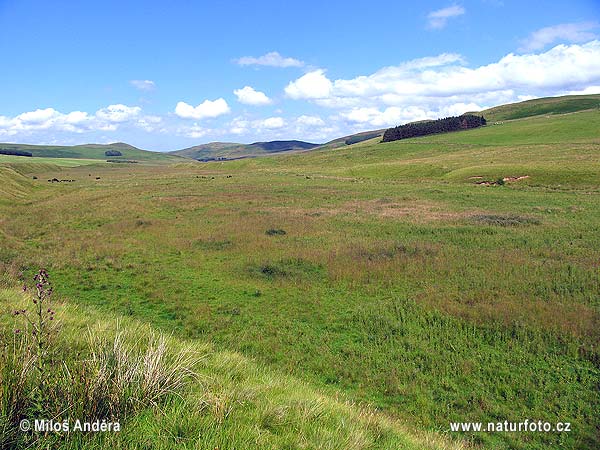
[382,114,486,142]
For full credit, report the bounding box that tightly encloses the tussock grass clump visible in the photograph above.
[352,241,437,261]
[77,329,201,417]
[253,258,324,280]
[193,238,233,251]
[265,228,286,236]
[0,327,201,448]
[471,214,540,226]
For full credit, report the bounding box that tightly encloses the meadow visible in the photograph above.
[1,107,599,449]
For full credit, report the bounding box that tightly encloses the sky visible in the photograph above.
[0,0,599,151]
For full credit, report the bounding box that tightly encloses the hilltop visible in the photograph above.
[474,93,600,122]
[170,140,320,160]
[0,142,180,163]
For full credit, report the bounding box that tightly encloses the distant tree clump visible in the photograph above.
[0,149,32,157]
[105,150,123,157]
[382,114,486,143]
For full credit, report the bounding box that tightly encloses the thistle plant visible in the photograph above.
[14,269,57,390]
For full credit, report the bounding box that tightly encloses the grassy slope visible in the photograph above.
[0,142,181,163]
[0,282,455,450]
[171,129,390,160]
[227,108,600,186]
[171,141,320,160]
[1,106,599,448]
[477,94,600,122]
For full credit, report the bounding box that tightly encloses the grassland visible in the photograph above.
[0,280,453,449]
[475,93,600,122]
[0,142,181,163]
[1,105,599,449]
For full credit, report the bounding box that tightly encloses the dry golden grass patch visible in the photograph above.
[261,198,472,224]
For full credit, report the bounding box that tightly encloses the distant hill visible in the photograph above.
[318,129,386,150]
[170,140,319,160]
[0,142,180,162]
[172,131,393,161]
[475,94,600,122]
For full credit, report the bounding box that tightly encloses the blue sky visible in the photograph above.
[1,0,599,151]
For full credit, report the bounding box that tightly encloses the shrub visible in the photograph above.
[104,150,123,157]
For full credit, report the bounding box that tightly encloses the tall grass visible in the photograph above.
[0,274,202,448]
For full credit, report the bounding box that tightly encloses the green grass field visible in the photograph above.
[1,103,599,449]
[0,142,181,163]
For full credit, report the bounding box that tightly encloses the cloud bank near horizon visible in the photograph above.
[2,40,600,148]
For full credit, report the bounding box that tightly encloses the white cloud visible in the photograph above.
[340,106,431,127]
[563,85,600,95]
[520,22,598,52]
[0,104,161,138]
[96,104,141,122]
[233,86,272,105]
[174,98,230,119]
[226,116,285,135]
[261,117,285,129]
[234,51,304,68]
[284,41,600,126]
[177,123,211,139]
[130,79,156,91]
[296,115,325,126]
[427,4,465,30]
[136,115,163,132]
[0,108,95,136]
[285,69,333,99]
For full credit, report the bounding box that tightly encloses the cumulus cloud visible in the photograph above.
[96,104,141,122]
[296,115,325,126]
[0,104,158,138]
[260,117,285,129]
[136,115,163,132]
[285,69,333,99]
[177,123,212,139]
[0,108,94,136]
[130,79,156,91]
[174,98,230,119]
[519,22,598,52]
[234,51,304,68]
[227,116,285,135]
[427,4,465,30]
[564,85,600,95]
[233,86,272,105]
[284,41,600,126]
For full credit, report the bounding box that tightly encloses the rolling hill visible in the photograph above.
[170,140,320,160]
[473,93,600,122]
[171,94,600,162]
[0,142,181,163]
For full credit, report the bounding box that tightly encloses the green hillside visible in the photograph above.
[171,140,320,160]
[476,93,600,122]
[317,129,386,150]
[0,142,181,163]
